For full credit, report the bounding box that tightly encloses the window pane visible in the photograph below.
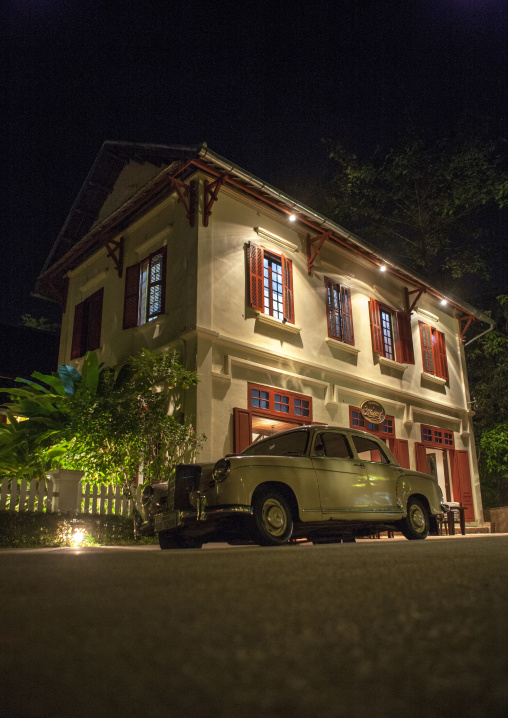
[316,432,353,459]
[243,429,310,456]
[352,435,390,464]
[380,310,394,360]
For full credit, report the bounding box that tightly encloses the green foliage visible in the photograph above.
[0,348,205,492]
[0,511,155,548]
[0,365,73,481]
[328,129,507,285]
[466,296,508,508]
[20,314,61,333]
[61,349,204,490]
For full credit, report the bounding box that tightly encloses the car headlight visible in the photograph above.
[141,485,154,506]
[213,458,230,483]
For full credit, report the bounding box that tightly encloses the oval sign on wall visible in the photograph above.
[360,400,386,425]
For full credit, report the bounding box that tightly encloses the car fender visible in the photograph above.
[396,471,444,516]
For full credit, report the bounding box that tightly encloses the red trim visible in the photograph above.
[123,262,140,329]
[414,442,428,473]
[282,255,294,323]
[419,322,448,380]
[388,438,410,468]
[369,299,384,355]
[70,288,103,359]
[349,406,395,439]
[421,424,455,449]
[233,408,252,453]
[248,383,312,423]
[450,449,475,520]
[248,243,264,312]
[395,311,415,364]
[325,278,354,345]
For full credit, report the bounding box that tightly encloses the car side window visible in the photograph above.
[352,435,390,464]
[314,432,354,459]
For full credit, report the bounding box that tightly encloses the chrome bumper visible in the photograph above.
[154,505,253,533]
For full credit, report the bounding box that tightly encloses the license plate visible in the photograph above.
[155,511,181,532]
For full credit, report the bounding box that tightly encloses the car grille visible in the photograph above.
[174,464,202,510]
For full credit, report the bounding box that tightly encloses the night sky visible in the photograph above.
[4,0,508,327]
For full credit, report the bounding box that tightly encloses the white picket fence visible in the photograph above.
[0,477,142,516]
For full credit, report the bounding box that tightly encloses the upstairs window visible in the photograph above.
[419,322,449,380]
[369,299,414,364]
[248,243,294,323]
[71,288,104,359]
[325,278,354,345]
[123,247,167,329]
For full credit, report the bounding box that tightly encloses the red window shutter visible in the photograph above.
[450,449,475,520]
[395,312,414,364]
[71,301,85,359]
[419,322,435,373]
[389,438,410,469]
[282,255,294,324]
[340,284,354,345]
[87,288,103,351]
[369,299,384,354]
[248,243,264,312]
[233,408,252,453]
[123,263,140,329]
[415,442,428,473]
[434,330,449,380]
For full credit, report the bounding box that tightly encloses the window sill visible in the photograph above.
[325,338,360,355]
[378,355,407,373]
[421,372,447,386]
[255,313,301,335]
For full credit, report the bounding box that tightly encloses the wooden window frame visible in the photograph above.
[421,424,455,449]
[248,383,312,424]
[248,243,294,324]
[369,299,415,364]
[123,246,167,330]
[349,406,396,439]
[419,322,449,380]
[325,277,354,345]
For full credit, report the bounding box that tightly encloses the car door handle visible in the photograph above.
[354,462,366,468]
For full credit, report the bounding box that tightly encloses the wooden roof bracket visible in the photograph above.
[203,174,227,227]
[101,235,124,278]
[169,176,197,227]
[307,231,332,275]
[405,286,426,313]
[459,313,475,341]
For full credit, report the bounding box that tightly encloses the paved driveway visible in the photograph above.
[1,535,507,718]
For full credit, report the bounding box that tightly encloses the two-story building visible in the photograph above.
[36,141,494,527]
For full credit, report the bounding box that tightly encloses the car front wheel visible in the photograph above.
[252,490,293,546]
[399,497,430,540]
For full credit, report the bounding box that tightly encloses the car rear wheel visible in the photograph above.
[252,490,293,546]
[399,497,430,540]
[158,531,203,549]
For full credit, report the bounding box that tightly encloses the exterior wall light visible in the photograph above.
[441,299,447,306]
[289,214,297,222]
[379,265,387,272]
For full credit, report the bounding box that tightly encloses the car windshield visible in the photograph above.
[242,429,310,457]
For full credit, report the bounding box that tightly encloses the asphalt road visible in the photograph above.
[1,535,507,718]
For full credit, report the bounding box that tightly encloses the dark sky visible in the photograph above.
[3,0,508,326]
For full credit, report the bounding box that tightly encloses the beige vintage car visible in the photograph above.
[141,425,446,549]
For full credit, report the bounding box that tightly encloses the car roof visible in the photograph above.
[252,425,386,441]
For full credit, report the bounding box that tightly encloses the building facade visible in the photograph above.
[37,142,494,527]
